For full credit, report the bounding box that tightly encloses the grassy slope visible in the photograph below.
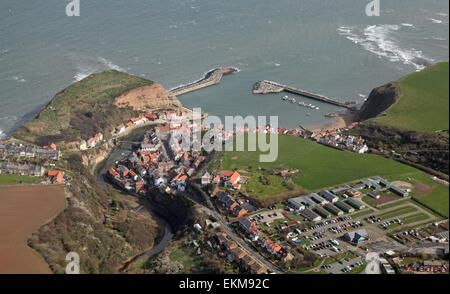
[14,70,153,144]
[369,62,449,133]
[220,134,449,215]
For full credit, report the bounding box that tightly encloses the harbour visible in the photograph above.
[169,67,238,96]
[253,80,358,111]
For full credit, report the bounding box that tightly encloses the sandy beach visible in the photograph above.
[308,111,356,132]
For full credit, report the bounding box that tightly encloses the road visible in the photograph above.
[180,189,283,274]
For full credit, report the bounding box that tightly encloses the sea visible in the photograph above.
[0,0,448,137]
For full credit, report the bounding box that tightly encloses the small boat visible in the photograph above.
[291,98,296,104]
[315,106,320,110]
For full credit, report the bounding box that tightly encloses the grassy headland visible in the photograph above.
[353,62,449,175]
[14,70,154,147]
[365,62,449,134]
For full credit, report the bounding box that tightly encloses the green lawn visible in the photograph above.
[415,189,449,217]
[168,243,203,273]
[0,174,42,185]
[351,209,374,218]
[378,199,409,210]
[402,213,430,225]
[220,134,449,215]
[377,206,418,219]
[370,62,449,133]
[240,171,293,198]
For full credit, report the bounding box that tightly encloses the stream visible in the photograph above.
[94,127,174,273]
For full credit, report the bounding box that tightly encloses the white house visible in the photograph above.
[116,124,126,134]
[201,172,211,185]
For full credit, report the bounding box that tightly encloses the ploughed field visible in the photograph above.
[0,185,65,273]
[220,134,449,216]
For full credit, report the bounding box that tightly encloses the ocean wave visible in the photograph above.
[12,76,26,83]
[0,128,4,139]
[401,23,414,27]
[264,61,281,67]
[431,36,446,41]
[429,18,443,24]
[337,25,433,71]
[0,49,9,56]
[73,65,96,81]
[98,57,125,72]
[73,56,126,81]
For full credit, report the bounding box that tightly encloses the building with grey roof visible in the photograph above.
[319,190,338,203]
[309,193,328,205]
[335,201,354,213]
[300,209,321,222]
[389,185,409,197]
[313,206,332,219]
[287,197,306,210]
[323,203,343,216]
[331,184,351,195]
[345,198,366,210]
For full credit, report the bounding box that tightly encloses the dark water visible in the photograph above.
[0,0,448,136]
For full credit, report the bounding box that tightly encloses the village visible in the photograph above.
[204,169,449,274]
[100,109,448,274]
[0,107,447,275]
[0,139,66,184]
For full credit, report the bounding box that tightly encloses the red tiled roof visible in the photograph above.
[229,171,240,184]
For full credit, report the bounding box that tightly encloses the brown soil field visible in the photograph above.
[0,185,66,274]
[371,194,402,205]
[413,183,433,193]
[391,181,413,190]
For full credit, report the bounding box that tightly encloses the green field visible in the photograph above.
[402,213,430,224]
[415,189,449,217]
[377,206,418,219]
[220,134,449,214]
[378,199,409,210]
[351,209,374,218]
[370,62,449,133]
[0,174,42,185]
[238,170,294,198]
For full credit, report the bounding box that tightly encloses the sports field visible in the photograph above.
[0,185,66,274]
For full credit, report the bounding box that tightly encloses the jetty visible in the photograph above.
[170,67,238,96]
[253,80,357,111]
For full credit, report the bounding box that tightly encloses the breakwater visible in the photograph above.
[169,67,238,96]
[253,80,357,111]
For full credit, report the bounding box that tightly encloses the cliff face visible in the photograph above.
[115,83,181,112]
[357,82,400,121]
